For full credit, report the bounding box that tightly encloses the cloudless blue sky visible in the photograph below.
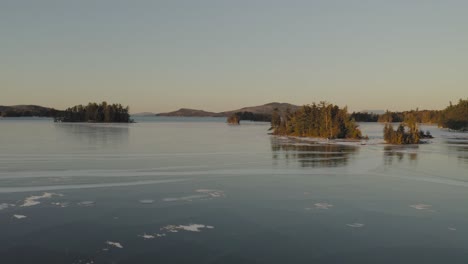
[1,0,467,113]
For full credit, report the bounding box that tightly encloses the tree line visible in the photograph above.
[54,102,132,123]
[270,102,362,139]
[227,111,271,124]
[351,98,467,131]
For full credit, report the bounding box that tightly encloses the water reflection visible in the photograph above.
[444,138,468,163]
[383,145,418,165]
[270,138,358,168]
[54,123,129,147]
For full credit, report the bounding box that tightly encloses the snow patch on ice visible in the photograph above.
[106,241,123,249]
[409,204,432,210]
[20,192,62,207]
[347,223,364,228]
[314,202,333,209]
[0,203,15,210]
[196,189,225,198]
[139,233,155,239]
[139,199,154,204]
[13,214,27,219]
[161,224,214,233]
[163,195,206,202]
[163,189,225,202]
[51,202,69,208]
[77,201,95,207]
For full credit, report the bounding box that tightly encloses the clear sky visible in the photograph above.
[1,0,467,113]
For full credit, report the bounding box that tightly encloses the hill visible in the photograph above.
[156,108,218,117]
[0,105,58,117]
[156,103,300,117]
[220,102,300,116]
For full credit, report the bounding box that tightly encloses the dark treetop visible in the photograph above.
[54,102,131,123]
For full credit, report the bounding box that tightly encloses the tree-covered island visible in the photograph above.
[54,102,132,123]
[270,102,363,139]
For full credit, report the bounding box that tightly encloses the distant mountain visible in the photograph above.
[156,103,301,117]
[220,102,300,116]
[156,108,218,117]
[0,105,58,117]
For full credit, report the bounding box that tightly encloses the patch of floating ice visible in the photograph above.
[106,241,123,249]
[155,233,166,237]
[409,204,432,210]
[448,227,457,231]
[314,202,333,209]
[13,214,27,219]
[139,233,155,239]
[196,189,225,198]
[161,224,214,233]
[164,189,225,202]
[163,195,206,202]
[51,202,69,208]
[347,223,364,228]
[0,203,15,210]
[20,192,62,207]
[139,199,154,204]
[77,201,95,207]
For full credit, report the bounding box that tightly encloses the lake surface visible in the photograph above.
[0,117,467,264]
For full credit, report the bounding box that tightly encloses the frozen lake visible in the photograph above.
[0,117,467,263]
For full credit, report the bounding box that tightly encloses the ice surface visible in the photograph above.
[0,179,187,193]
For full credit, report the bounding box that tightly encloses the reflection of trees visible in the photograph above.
[55,123,129,146]
[383,145,418,165]
[270,138,358,168]
[445,139,468,163]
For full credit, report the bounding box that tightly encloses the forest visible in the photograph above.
[350,99,467,131]
[54,102,132,123]
[270,102,362,139]
[438,99,468,131]
[227,111,271,124]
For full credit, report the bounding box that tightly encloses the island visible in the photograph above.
[54,102,132,123]
[270,102,363,139]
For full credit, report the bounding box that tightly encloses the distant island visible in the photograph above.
[270,102,363,139]
[54,102,132,123]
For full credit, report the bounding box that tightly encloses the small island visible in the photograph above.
[270,102,363,139]
[383,121,432,145]
[54,102,132,123]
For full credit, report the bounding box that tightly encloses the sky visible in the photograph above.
[1,0,467,113]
